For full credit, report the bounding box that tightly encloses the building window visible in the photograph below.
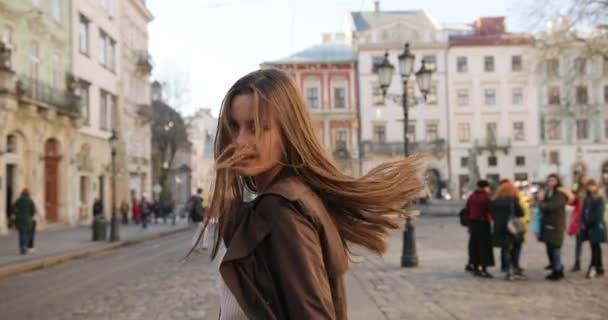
[407,121,416,142]
[514,173,529,182]
[515,156,526,166]
[484,56,494,72]
[6,135,16,153]
[52,0,61,22]
[460,157,469,168]
[80,81,90,125]
[29,41,40,86]
[372,83,384,106]
[604,57,608,76]
[513,122,525,141]
[372,56,384,73]
[31,0,40,6]
[1,25,13,46]
[334,87,346,109]
[486,122,497,142]
[334,129,347,149]
[373,124,386,143]
[306,87,319,109]
[548,86,560,105]
[604,86,608,104]
[457,89,469,106]
[484,88,496,106]
[547,119,562,140]
[575,57,586,76]
[549,150,560,165]
[488,156,498,167]
[511,55,522,71]
[425,122,439,142]
[547,59,559,78]
[576,119,589,140]
[79,15,89,55]
[99,30,116,70]
[426,84,437,105]
[457,123,470,142]
[51,53,61,90]
[605,120,608,139]
[423,55,436,71]
[512,88,523,105]
[457,56,467,73]
[100,90,108,130]
[576,86,588,105]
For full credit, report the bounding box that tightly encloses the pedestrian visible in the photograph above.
[192,69,425,319]
[465,180,495,278]
[92,198,103,217]
[133,199,141,224]
[140,195,149,229]
[579,179,606,278]
[567,174,588,272]
[11,188,36,255]
[538,174,573,281]
[120,200,129,224]
[490,181,525,281]
[188,188,204,224]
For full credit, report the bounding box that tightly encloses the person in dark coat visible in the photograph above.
[579,179,606,278]
[465,180,495,278]
[92,198,103,217]
[490,181,525,281]
[538,173,573,281]
[11,188,37,255]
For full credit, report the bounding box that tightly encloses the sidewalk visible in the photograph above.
[0,220,192,279]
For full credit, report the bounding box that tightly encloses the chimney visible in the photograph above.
[334,32,346,43]
[151,80,162,102]
[374,1,380,12]
[322,33,333,44]
[474,17,506,36]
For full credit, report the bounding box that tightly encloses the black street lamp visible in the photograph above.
[109,130,120,242]
[377,42,433,268]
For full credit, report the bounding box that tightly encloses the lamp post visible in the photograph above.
[376,43,433,268]
[109,130,119,241]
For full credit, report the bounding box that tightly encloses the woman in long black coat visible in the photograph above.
[490,182,524,281]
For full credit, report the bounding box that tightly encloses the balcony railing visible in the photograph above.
[136,51,153,74]
[473,137,511,154]
[17,75,80,116]
[364,139,446,156]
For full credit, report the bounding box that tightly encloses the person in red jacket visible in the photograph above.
[466,180,495,278]
[567,174,588,271]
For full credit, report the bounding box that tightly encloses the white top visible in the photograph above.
[218,245,248,320]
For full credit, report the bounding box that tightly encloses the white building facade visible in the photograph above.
[447,17,540,197]
[344,8,452,197]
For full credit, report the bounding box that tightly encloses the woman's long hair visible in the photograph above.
[197,69,426,259]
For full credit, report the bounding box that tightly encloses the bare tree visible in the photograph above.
[154,62,192,113]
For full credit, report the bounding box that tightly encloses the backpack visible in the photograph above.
[459,207,469,227]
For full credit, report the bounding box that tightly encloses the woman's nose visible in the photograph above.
[234,129,250,146]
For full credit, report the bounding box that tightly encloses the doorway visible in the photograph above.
[5,164,16,228]
[44,139,60,222]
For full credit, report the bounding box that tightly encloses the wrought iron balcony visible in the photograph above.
[473,137,511,154]
[136,51,153,74]
[16,75,80,116]
[363,139,446,156]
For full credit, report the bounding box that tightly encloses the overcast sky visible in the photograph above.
[147,0,535,117]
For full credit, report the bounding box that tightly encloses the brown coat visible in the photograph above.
[220,174,349,319]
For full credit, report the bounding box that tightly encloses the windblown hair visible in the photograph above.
[493,181,520,200]
[196,68,426,259]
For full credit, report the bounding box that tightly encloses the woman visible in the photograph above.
[579,179,606,278]
[538,174,573,281]
[192,69,425,319]
[490,182,524,280]
[567,174,588,272]
[12,188,36,255]
[465,180,495,278]
[120,200,129,224]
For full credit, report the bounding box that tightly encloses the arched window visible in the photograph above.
[6,134,16,153]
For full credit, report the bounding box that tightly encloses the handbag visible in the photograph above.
[507,200,525,240]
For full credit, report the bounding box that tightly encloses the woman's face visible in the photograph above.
[547,177,559,189]
[228,94,283,177]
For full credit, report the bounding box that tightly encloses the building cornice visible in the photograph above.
[129,0,154,22]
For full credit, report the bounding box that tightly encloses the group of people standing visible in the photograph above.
[91,194,172,229]
[463,173,607,281]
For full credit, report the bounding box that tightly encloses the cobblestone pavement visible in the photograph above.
[350,217,608,320]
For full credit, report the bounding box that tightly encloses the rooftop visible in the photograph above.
[265,44,355,64]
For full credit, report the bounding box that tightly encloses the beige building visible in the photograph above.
[186,108,217,205]
[71,0,121,224]
[0,0,81,234]
[117,0,154,204]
